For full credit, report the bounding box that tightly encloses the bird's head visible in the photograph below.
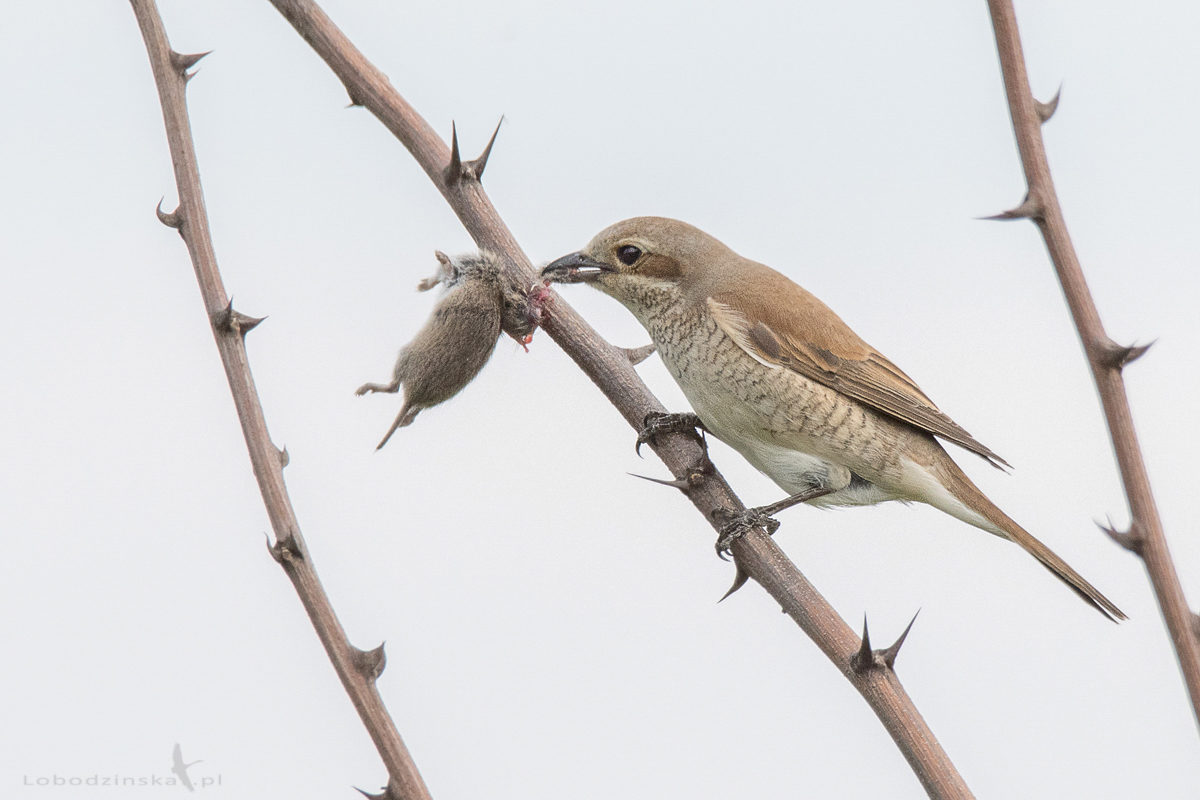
[541,216,735,308]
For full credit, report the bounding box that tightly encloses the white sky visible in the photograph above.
[2,1,1198,797]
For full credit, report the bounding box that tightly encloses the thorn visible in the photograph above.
[210,298,266,337]
[1097,337,1155,370]
[1035,85,1061,123]
[354,787,390,800]
[345,89,365,108]
[628,467,706,491]
[464,116,504,181]
[278,446,290,468]
[620,343,656,365]
[719,560,751,601]
[155,198,182,229]
[880,610,920,670]
[1097,516,1143,554]
[265,532,281,563]
[352,642,387,680]
[235,311,266,335]
[169,49,211,76]
[851,616,873,674]
[628,471,689,490]
[268,528,302,564]
[979,193,1043,222]
[443,121,463,187]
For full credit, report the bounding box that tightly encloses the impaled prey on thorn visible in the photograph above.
[357,250,544,449]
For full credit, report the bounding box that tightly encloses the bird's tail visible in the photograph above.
[928,455,1126,621]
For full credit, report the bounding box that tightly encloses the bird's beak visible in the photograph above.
[540,252,613,284]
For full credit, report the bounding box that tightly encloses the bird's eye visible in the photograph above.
[617,245,642,266]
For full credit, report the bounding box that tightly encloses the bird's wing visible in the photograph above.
[707,278,1009,469]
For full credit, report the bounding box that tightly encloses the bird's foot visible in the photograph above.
[711,485,836,559]
[712,507,781,559]
[635,411,707,457]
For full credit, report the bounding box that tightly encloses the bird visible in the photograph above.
[357,250,542,449]
[541,216,1124,620]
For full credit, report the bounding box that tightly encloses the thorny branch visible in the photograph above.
[264,0,973,796]
[985,0,1200,729]
[128,2,432,798]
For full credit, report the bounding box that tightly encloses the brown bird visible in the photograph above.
[542,216,1124,620]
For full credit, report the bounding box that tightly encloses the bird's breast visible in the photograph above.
[630,296,910,495]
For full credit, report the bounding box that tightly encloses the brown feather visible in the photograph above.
[706,262,1010,469]
[933,453,1126,620]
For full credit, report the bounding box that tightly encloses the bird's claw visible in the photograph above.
[635,411,707,457]
[713,507,781,559]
